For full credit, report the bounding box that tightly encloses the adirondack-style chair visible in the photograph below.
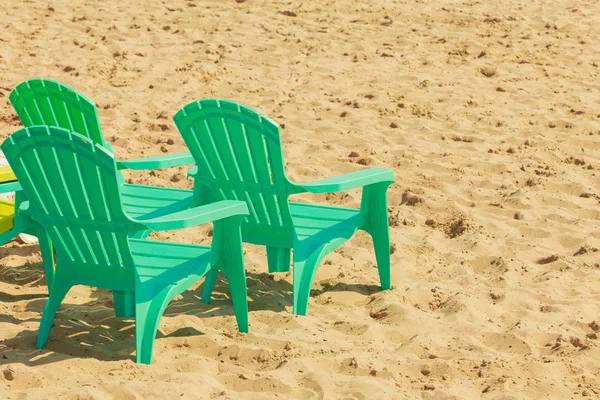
[174,99,395,316]
[1,125,250,364]
[9,78,195,173]
[4,79,198,315]
[8,78,197,227]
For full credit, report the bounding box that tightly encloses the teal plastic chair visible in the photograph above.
[3,79,199,315]
[174,99,395,316]
[9,78,195,172]
[1,125,249,364]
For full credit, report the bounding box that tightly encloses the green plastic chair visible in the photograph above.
[9,78,195,172]
[2,79,199,315]
[174,99,395,316]
[1,125,250,364]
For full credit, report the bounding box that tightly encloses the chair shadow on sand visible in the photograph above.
[0,254,382,365]
[0,270,292,365]
[0,243,49,288]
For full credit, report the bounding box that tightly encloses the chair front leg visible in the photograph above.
[212,216,249,333]
[292,245,328,316]
[361,182,393,290]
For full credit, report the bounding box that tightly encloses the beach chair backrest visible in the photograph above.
[174,99,295,245]
[1,126,141,270]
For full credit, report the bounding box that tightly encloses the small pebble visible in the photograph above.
[3,367,16,381]
[480,66,496,77]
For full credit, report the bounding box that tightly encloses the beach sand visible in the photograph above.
[1,0,599,398]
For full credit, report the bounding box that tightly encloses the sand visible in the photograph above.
[1,0,599,398]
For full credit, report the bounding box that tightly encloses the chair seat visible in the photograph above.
[290,202,363,244]
[130,239,212,285]
[121,184,195,220]
[0,200,14,234]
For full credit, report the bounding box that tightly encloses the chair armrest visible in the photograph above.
[294,168,394,194]
[0,181,22,194]
[135,200,249,231]
[116,152,195,170]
